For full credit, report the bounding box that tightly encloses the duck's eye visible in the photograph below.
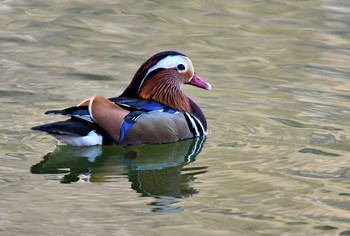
[177,64,186,71]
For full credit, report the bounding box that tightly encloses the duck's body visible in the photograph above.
[32,51,211,146]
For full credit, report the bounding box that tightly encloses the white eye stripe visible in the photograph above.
[148,55,188,75]
[137,55,189,93]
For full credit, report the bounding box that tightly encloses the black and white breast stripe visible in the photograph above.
[184,112,207,137]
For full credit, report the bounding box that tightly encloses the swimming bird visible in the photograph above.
[31,51,211,146]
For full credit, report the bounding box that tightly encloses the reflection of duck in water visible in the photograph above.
[32,51,211,146]
[31,138,207,199]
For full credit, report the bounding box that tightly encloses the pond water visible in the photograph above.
[1,0,350,235]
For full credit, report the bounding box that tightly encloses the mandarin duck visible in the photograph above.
[31,51,211,146]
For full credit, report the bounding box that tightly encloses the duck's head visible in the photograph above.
[121,51,211,112]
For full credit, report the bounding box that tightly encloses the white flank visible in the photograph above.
[54,130,103,146]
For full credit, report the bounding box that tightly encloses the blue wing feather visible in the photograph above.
[44,97,178,124]
[109,97,173,112]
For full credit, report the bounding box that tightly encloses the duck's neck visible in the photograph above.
[139,76,191,112]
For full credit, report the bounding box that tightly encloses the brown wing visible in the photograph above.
[88,96,129,143]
